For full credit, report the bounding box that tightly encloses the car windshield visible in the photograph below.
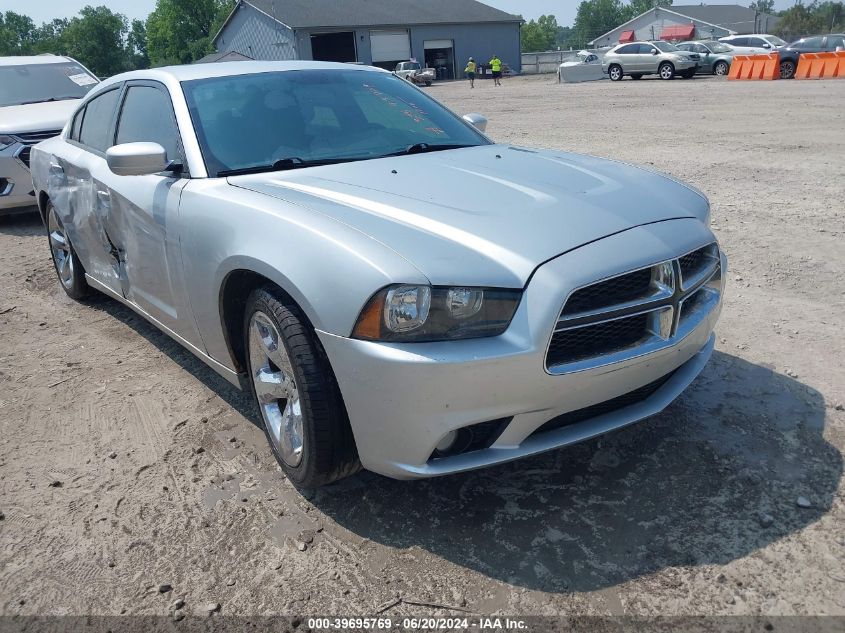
[653,42,679,52]
[708,42,733,53]
[182,69,488,177]
[405,62,421,70]
[764,36,787,47]
[0,62,98,108]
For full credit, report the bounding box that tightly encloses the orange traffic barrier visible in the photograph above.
[728,52,781,80]
[794,51,845,79]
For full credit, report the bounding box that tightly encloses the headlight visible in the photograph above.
[352,284,522,342]
[0,135,17,150]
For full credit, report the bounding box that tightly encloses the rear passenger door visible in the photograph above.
[62,86,125,297]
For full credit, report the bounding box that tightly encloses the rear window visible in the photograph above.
[0,61,98,108]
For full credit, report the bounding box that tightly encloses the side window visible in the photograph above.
[804,36,824,48]
[639,44,656,54]
[676,43,690,51]
[70,108,85,141]
[730,38,747,47]
[828,36,845,50]
[115,85,181,163]
[616,44,638,54]
[78,89,121,153]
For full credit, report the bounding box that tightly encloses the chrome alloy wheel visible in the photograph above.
[248,311,304,467]
[660,64,674,79]
[48,206,74,289]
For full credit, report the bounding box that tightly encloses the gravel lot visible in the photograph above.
[1,74,844,621]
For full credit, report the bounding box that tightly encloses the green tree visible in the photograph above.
[62,6,131,77]
[625,0,673,20]
[127,19,150,69]
[146,0,235,66]
[773,1,845,40]
[750,1,776,14]
[556,25,575,49]
[521,14,559,52]
[32,18,69,55]
[573,0,628,48]
[0,11,37,55]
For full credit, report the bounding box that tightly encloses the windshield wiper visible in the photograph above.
[385,143,478,157]
[218,156,365,177]
[18,96,80,105]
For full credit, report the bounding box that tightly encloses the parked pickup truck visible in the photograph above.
[394,61,435,86]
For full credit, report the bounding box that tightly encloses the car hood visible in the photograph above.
[228,145,709,287]
[0,99,80,134]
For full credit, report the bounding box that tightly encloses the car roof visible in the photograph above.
[98,60,389,90]
[0,54,75,67]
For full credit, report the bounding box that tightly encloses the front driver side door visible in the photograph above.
[104,80,203,348]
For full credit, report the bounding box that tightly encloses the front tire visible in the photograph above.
[244,287,360,488]
[46,201,89,300]
[608,64,623,81]
[714,61,729,76]
[659,62,676,80]
[780,59,796,79]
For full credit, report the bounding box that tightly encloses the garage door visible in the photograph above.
[370,30,410,63]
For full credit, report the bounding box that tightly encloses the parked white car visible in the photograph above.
[718,34,787,54]
[394,61,435,86]
[0,55,99,214]
[558,51,605,83]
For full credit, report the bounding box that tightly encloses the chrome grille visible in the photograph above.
[15,130,62,143]
[547,243,721,373]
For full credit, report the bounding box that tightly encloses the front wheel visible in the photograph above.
[46,201,89,300]
[425,80,432,86]
[659,62,675,80]
[780,59,796,79]
[714,61,729,76]
[608,65,623,81]
[244,287,360,488]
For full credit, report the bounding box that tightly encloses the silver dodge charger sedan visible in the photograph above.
[30,61,726,487]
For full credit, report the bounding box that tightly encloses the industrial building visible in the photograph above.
[590,4,781,47]
[212,0,523,78]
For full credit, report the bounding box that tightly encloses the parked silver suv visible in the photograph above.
[603,41,700,81]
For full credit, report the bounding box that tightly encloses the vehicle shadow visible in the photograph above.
[312,351,840,593]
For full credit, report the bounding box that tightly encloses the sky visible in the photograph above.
[3,1,798,29]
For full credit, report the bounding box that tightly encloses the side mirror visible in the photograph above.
[762,44,771,49]
[462,113,488,133]
[651,49,659,55]
[106,142,168,176]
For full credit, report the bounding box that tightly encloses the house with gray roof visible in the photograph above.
[589,4,780,48]
[212,0,523,78]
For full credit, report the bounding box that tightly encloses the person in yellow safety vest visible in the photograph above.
[465,57,477,88]
[489,55,503,86]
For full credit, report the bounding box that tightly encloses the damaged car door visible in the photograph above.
[103,81,196,342]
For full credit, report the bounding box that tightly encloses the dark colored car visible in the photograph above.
[676,41,735,76]
[778,34,845,78]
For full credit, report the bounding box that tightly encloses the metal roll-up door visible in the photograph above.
[370,30,411,62]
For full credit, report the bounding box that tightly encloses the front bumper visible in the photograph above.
[319,218,725,479]
[0,144,37,212]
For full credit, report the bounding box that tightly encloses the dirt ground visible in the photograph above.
[1,74,844,622]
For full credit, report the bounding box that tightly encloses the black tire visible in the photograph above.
[780,59,796,79]
[714,61,729,76]
[244,286,360,488]
[630,73,643,80]
[608,64,623,81]
[46,200,90,301]
[425,80,432,86]
[659,62,676,80]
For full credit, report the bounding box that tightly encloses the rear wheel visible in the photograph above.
[425,80,432,86]
[659,62,676,80]
[780,59,796,79]
[244,286,360,488]
[608,64,623,81]
[46,201,89,300]
[714,61,729,76]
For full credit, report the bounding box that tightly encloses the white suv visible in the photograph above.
[0,55,99,214]
[718,34,787,54]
